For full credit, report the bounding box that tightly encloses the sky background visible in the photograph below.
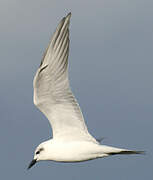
[0,0,153,179]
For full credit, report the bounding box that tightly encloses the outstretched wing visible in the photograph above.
[33,13,98,143]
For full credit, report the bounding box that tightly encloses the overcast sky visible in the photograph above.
[0,0,153,179]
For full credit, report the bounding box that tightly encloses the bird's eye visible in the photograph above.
[36,151,40,155]
[35,147,44,155]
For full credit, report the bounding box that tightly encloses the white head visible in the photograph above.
[28,141,50,169]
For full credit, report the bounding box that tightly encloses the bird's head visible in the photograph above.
[27,142,47,169]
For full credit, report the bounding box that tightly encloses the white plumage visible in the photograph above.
[33,13,97,143]
[28,13,143,169]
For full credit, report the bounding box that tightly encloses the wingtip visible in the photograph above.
[66,12,71,19]
[137,151,146,155]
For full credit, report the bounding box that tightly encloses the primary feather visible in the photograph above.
[33,13,98,143]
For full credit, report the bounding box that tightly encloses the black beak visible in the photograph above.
[27,159,37,170]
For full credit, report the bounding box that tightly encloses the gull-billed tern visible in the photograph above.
[28,12,144,169]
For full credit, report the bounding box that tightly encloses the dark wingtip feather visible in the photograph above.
[67,12,71,18]
[108,150,146,156]
[134,150,146,155]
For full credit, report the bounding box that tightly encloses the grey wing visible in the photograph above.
[33,13,98,143]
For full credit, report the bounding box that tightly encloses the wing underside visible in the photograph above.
[33,13,98,143]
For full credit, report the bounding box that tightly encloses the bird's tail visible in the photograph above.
[101,145,145,156]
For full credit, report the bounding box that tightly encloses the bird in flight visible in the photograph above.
[28,12,144,169]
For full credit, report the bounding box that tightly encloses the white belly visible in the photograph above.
[45,140,106,162]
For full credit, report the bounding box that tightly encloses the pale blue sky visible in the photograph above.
[0,0,153,179]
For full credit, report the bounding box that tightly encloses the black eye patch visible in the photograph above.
[35,148,44,155]
[36,151,40,155]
